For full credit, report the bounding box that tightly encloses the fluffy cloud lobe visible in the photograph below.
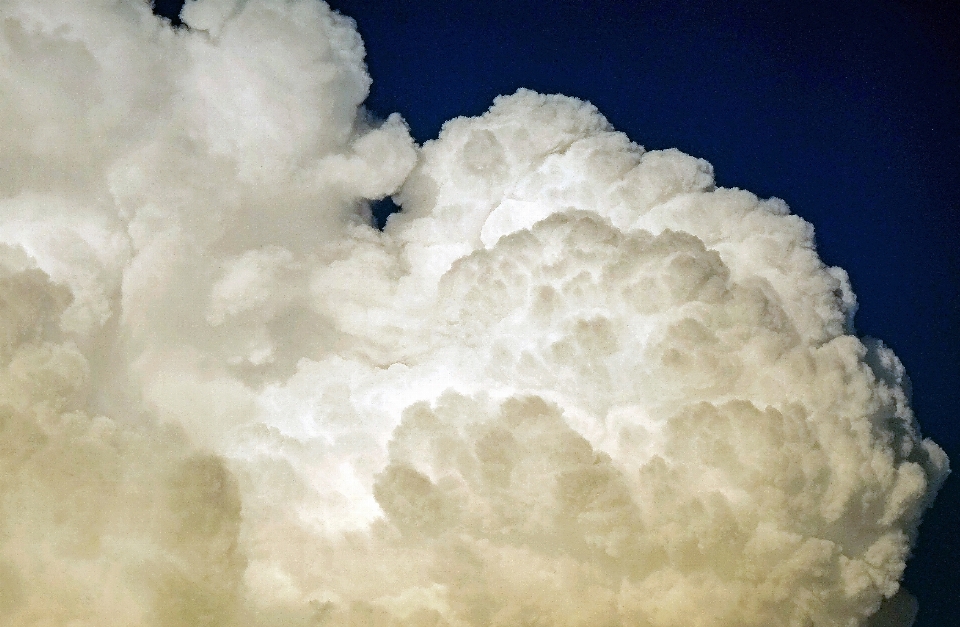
[0,1,947,626]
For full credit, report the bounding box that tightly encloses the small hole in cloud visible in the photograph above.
[371,197,401,231]
[152,0,186,27]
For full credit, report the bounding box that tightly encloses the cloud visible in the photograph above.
[0,1,947,625]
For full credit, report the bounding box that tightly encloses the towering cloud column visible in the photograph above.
[0,1,947,626]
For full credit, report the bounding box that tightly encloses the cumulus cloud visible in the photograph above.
[0,1,947,626]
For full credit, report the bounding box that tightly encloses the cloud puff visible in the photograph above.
[0,1,946,626]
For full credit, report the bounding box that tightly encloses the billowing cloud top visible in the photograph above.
[0,1,947,626]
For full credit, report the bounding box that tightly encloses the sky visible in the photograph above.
[0,0,954,624]
[153,0,956,622]
[315,2,960,624]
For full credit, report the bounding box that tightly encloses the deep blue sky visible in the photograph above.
[156,1,959,624]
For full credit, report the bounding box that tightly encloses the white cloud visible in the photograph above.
[0,1,946,625]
